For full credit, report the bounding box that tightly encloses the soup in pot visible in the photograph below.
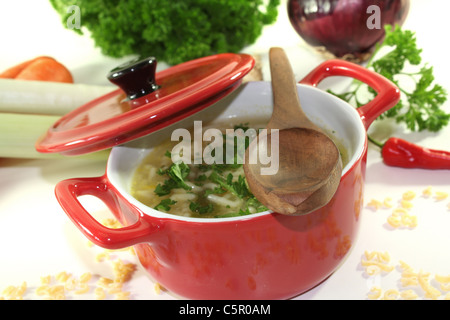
[130,120,348,218]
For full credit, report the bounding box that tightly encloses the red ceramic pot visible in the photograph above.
[55,59,399,299]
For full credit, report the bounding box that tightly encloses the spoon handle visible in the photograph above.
[267,47,319,132]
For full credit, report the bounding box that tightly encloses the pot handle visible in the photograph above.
[300,59,400,130]
[55,176,162,250]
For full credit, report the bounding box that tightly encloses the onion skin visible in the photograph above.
[288,0,410,61]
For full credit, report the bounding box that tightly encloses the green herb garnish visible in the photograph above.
[329,25,449,132]
[50,0,279,65]
[154,199,177,212]
[154,162,191,196]
[208,172,250,199]
[153,125,267,216]
[189,202,214,215]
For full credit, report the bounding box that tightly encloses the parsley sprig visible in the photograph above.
[154,152,191,197]
[329,25,449,133]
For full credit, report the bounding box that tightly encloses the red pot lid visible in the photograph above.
[36,53,254,155]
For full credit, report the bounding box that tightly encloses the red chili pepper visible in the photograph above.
[381,137,450,169]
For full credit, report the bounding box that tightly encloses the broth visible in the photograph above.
[130,120,348,218]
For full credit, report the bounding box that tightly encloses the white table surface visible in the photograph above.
[1,0,449,300]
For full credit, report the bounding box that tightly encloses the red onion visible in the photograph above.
[288,0,410,61]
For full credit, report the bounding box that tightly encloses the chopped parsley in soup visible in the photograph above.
[130,122,348,218]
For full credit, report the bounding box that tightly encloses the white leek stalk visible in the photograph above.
[0,112,110,159]
[0,79,114,159]
[0,79,113,115]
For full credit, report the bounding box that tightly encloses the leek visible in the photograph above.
[0,79,114,159]
[0,112,110,160]
[0,79,113,115]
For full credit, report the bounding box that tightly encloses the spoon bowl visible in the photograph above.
[244,47,342,215]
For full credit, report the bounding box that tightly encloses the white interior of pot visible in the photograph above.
[107,81,366,222]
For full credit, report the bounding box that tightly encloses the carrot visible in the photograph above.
[0,56,43,79]
[0,56,73,83]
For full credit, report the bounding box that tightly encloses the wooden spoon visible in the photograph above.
[243,47,342,215]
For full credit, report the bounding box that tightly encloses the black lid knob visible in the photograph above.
[108,57,159,100]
